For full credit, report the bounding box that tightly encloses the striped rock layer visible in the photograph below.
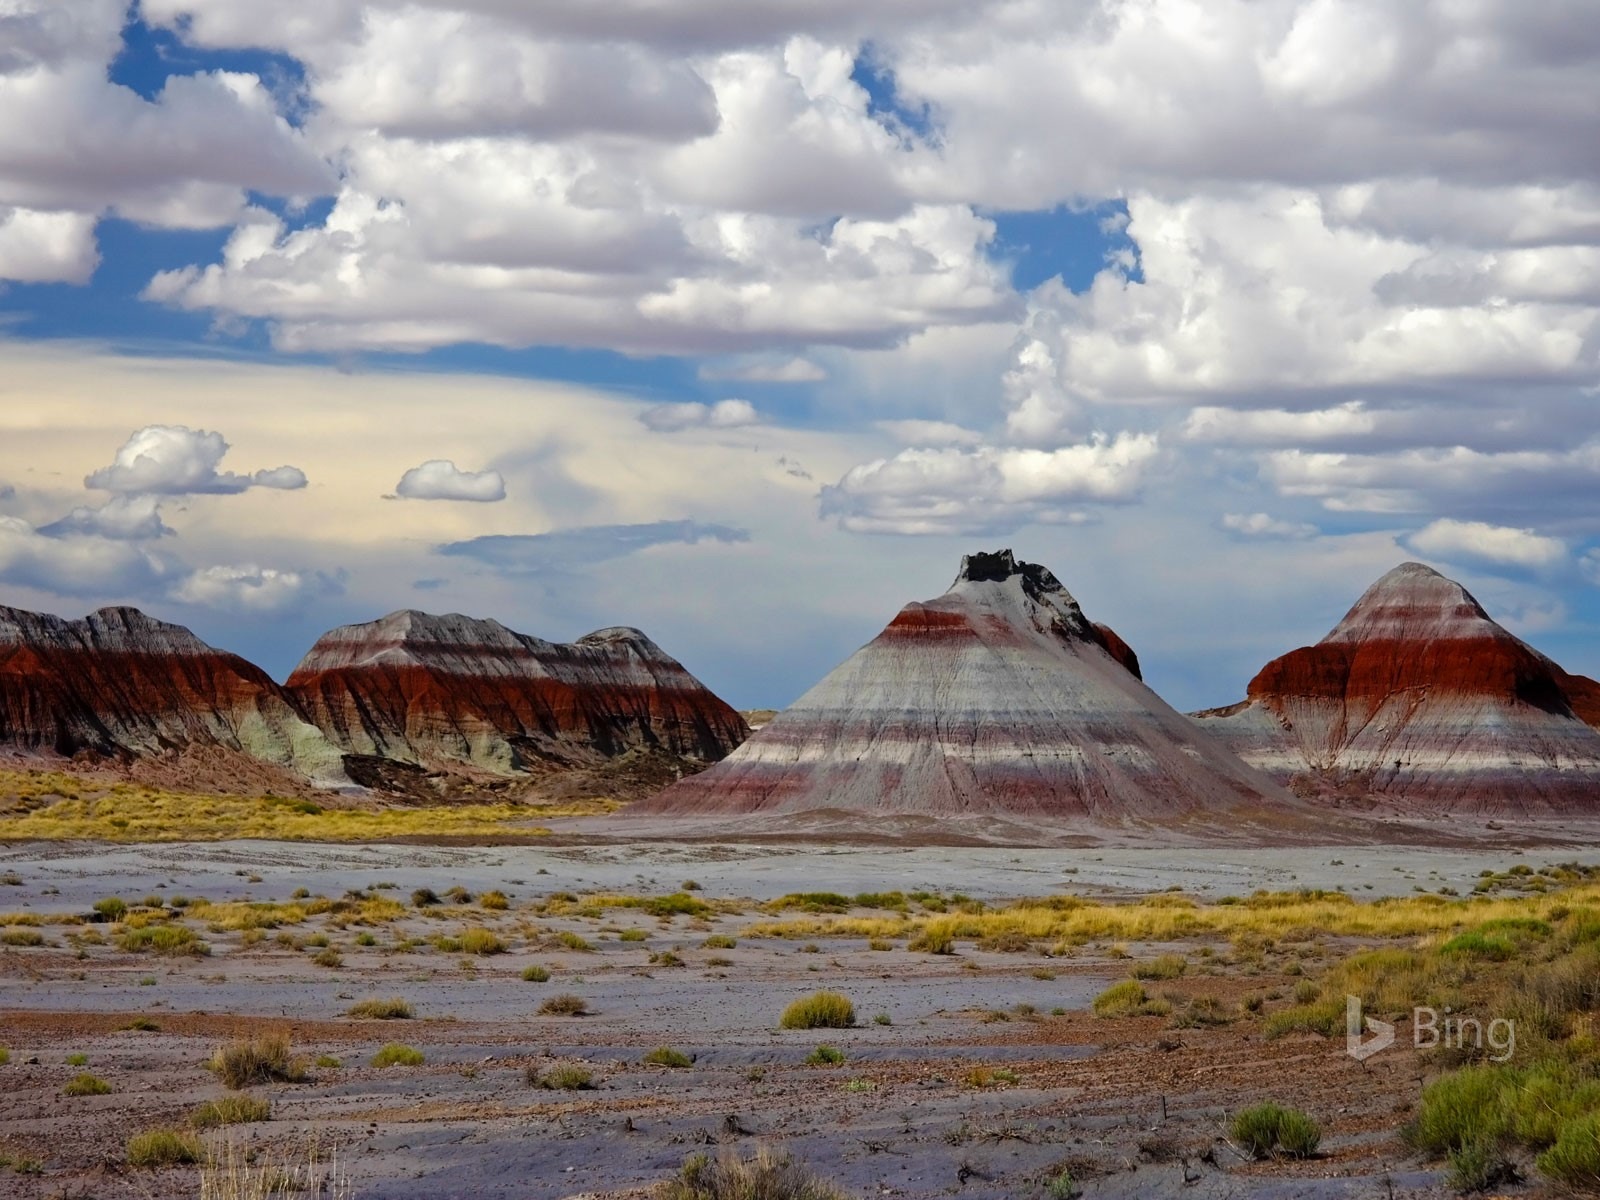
[641,550,1289,819]
[1193,563,1600,813]
[0,604,344,783]
[286,610,749,774]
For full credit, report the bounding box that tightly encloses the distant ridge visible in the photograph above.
[286,609,748,774]
[0,603,344,784]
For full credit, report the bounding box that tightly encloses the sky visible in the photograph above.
[2,0,1599,712]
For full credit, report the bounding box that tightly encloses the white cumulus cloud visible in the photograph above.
[821,432,1159,534]
[1405,519,1567,570]
[38,495,173,540]
[640,399,760,432]
[84,425,308,496]
[172,563,338,613]
[394,459,507,502]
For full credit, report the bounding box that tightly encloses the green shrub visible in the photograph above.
[120,1016,160,1032]
[619,928,648,942]
[555,931,593,952]
[0,1045,9,1065]
[1262,998,1344,1039]
[647,892,710,917]
[530,1063,592,1090]
[1092,980,1169,1017]
[1449,1136,1516,1193]
[805,1045,846,1066]
[347,997,413,1020]
[1231,1102,1320,1159]
[873,1012,892,1026]
[521,964,551,982]
[1538,1111,1600,1188]
[1442,931,1516,961]
[312,946,343,968]
[1408,1067,1508,1154]
[411,888,440,907]
[63,1072,111,1096]
[93,897,127,922]
[780,991,855,1030]
[0,928,43,947]
[643,1046,694,1068]
[1133,954,1187,980]
[479,890,510,910]
[126,1129,203,1167]
[538,993,589,1016]
[189,1094,270,1127]
[65,1052,87,1066]
[703,935,737,949]
[371,1043,424,1068]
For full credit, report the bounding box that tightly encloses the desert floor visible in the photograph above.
[2,836,1597,1199]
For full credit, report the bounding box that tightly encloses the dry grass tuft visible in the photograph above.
[209,1034,306,1089]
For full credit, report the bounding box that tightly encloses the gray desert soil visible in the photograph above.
[2,835,1597,1199]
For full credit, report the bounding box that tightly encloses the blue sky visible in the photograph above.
[2,1,1599,711]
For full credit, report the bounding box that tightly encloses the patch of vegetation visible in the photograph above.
[529,1063,593,1090]
[119,1016,160,1032]
[703,934,737,949]
[346,997,413,1020]
[93,896,128,921]
[907,920,956,955]
[664,1147,850,1200]
[312,946,343,968]
[650,950,685,967]
[538,993,589,1016]
[1132,953,1187,980]
[0,928,43,947]
[460,927,507,955]
[190,1094,271,1127]
[780,990,856,1030]
[65,1052,88,1066]
[643,1046,694,1068]
[805,1045,846,1066]
[1091,980,1170,1018]
[126,1128,203,1167]
[521,964,551,982]
[618,927,648,942]
[118,924,210,956]
[371,1043,425,1068]
[1231,1102,1321,1160]
[555,931,593,952]
[63,1072,111,1096]
[209,1034,306,1088]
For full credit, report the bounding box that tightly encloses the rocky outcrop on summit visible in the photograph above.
[1193,563,1600,813]
[0,604,344,783]
[640,550,1288,819]
[286,611,748,775]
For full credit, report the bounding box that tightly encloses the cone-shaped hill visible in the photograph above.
[1193,562,1600,813]
[639,550,1291,819]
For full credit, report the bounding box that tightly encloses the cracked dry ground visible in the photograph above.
[0,891,1486,1199]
